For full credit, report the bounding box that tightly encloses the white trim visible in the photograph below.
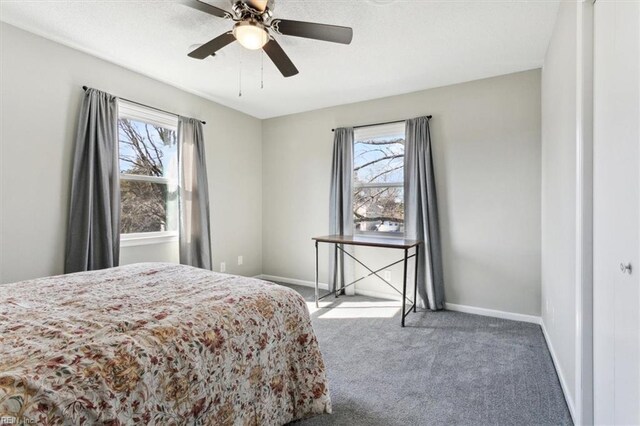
[444,302,542,325]
[120,232,178,247]
[256,274,329,291]
[574,2,584,421]
[120,173,170,185]
[354,121,406,140]
[354,182,403,189]
[118,99,178,130]
[354,230,405,238]
[541,320,578,422]
[258,274,406,301]
[574,2,594,424]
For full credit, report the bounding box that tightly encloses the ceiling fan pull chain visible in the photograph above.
[238,57,243,97]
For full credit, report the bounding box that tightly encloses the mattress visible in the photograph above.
[0,263,331,425]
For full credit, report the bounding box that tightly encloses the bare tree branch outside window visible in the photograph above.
[118,119,178,234]
[353,135,405,234]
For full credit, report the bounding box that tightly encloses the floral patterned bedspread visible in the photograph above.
[0,263,331,425]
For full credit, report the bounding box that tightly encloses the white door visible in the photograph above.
[593,1,640,425]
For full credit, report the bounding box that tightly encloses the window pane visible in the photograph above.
[120,180,177,234]
[354,134,404,185]
[354,186,404,234]
[118,118,177,178]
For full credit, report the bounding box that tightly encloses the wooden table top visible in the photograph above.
[312,234,422,249]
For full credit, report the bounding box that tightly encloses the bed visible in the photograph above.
[0,263,331,425]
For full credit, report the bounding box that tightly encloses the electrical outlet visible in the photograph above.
[384,270,392,281]
[238,256,243,266]
[220,262,226,273]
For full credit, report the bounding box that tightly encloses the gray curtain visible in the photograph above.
[405,116,444,310]
[178,117,212,270]
[329,127,354,293]
[64,88,120,273]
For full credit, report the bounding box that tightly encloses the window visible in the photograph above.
[118,101,179,246]
[353,122,405,236]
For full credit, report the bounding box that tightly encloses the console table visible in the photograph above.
[312,234,423,327]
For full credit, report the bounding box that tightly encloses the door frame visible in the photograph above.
[575,1,594,424]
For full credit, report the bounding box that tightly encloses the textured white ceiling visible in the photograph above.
[0,0,559,119]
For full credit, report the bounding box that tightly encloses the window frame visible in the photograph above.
[352,122,406,238]
[117,100,179,247]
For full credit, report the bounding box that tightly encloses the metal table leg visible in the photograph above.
[315,240,319,308]
[334,244,339,298]
[401,248,408,327]
[414,244,419,313]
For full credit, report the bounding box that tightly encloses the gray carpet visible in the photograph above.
[282,284,572,426]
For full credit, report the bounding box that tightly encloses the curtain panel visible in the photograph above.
[178,117,212,270]
[329,127,354,293]
[64,88,120,273]
[405,116,445,310]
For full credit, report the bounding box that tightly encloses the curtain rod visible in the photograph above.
[82,86,206,125]
[331,116,432,132]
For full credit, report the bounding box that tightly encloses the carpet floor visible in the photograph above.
[282,284,572,426]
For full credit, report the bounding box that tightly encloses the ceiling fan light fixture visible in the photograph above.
[233,21,269,50]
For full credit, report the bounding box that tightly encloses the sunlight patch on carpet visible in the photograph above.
[306,301,401,319]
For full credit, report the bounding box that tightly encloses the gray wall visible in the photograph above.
[262,70,542,316]
[0,23,263,283]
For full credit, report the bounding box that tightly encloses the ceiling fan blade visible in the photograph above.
[188,32,236,59]
[179,0,231,19]
[271,19,353,45]
[263,39,299,78]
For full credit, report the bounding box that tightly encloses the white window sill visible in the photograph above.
[120,232,178,247]
[354,232,406,239]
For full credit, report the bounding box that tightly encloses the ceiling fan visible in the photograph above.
[181,0,353,77]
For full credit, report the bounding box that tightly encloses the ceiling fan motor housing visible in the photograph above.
[231,0,273,21]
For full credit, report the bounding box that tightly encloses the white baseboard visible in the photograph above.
[256,274,329,291]
[354,288,402,301]
[258,274,408,300]
[540,320,576,423]
[444,302,542,325]
[257,274,541,325]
